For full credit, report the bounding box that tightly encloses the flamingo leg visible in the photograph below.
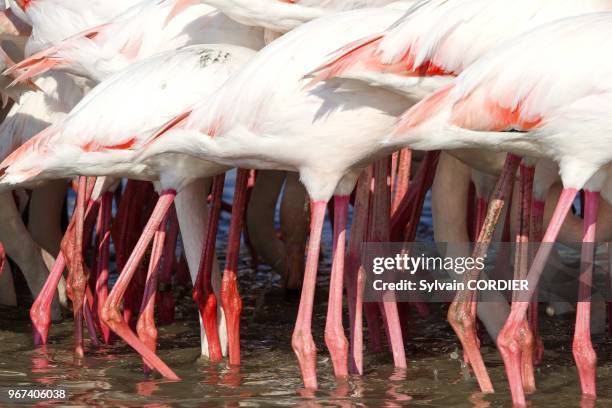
[573,190,599,397]
[391,148,412,213]
[364,169,383,354]
[448,153,521,394]
[497,187,578,407]
[100,189,179,380]
[515,164,536,393]
[193,174,224,362]
[292,199,326,390]
[31,254,66,346]
[62,176,89,358]
[530,199,545,365]
[30,197,98,346]
[463,195,488,365]
[474,197,488,240]
[390,151,439,241]
[0,242,4,279]
[608,243,612,338]
[325,194,350,379]
[372,158,407,369]
[221,169,249,365]
[95,191,113,344]
[345,168,372,375]
[137,213,167,374]
[83,296,100,348]
[159,206,179,325]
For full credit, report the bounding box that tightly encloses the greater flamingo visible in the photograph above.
[0,44,257,377]
[137,8,415,388]
[391,12,612,405]
[7,0,144,55]
[7,0,265,84]
[4,0,269,357]
[307,0,612,394]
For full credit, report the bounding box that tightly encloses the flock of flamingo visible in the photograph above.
[0,0,610,406]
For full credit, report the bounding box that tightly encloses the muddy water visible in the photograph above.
[0,192,611,406]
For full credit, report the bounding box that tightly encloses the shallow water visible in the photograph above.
[0,186,611,407]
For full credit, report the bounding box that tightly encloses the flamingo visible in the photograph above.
[4,0,402,365]
[136,7,414,388]
[3,0,268,357]
[306,0,612,394]
[391,12,612,405]
[0,0,146,344]
[6,0,265,84]
[7,0,144,54]
[186,0,403,34]
[5,0,414,85]
[141,0,612,391]
[0,43,257,378]
[0,71,88,319]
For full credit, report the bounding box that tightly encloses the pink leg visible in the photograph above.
[573,190,598,397]
[530,199,545,365]
[95,191,113,344]
[515,165,536,393]
[193,175,224,362]
[83,299,100,348]
[221,169,249,365]
[243,169,260,271]
[372,158,407,369]
[159,206,179,326]
[474,197,488,240]
[498,187,578,407]
[292,200,326,390]
[137,214,167,374]
[391,149,412,214]
[30,193,98,346]
[100,189,179,380]
[400,156,432,318]
[608,243,612,338]
[31,253,66,345]
[63,176,88,358]
[364,170,383,353]
[325,194,350,379]
[390,151,439,241]
[345,168,372,375]
[448,153,521,394]
[0,242,5,279]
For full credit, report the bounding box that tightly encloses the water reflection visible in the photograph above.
[384,368,412,407]
[220,365,242,388]
[136,379,160,397]
[468,392,491,408]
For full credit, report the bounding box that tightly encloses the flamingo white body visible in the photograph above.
[190,0,401,33]
[310,0,612,100]
[6,0,418,84]
[137,8,414,388]
[0,45,256,186]
[7,0,144,55]
[8,0,265,83]
[391,13,612,187]
[0,44,256,364]
[393,12,612,405]
[143,8,411,200]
